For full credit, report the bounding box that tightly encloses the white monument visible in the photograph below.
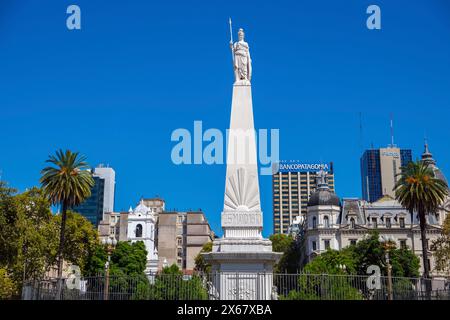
[203,21,281,300]
[127,200,159,274]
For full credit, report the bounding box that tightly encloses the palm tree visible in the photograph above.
[40,150,94,285]
[394,160,448,280]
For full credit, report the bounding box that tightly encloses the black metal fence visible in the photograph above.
[22,273,450,301]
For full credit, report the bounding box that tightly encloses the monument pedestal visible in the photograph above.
[204,251,280,300]
[204,209,281,300]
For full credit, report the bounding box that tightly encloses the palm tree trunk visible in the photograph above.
[418,210,431,298]
[419,213,430,278]
[57,201,68,278]
[56,201,68,299]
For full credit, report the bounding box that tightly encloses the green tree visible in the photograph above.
[83,241,150,299]
[146,264,207,300]
[40,149,95,283]
[194,242,212,273]
[110,241,147,275]
[0,185,57,293]
[0,268,16,299]
[431,214,450,274]
[49,211,99,275]
[394,160,448,278]
[270,234,301,273]
[0,182,101,296]
[346,232,419,278]
[302,249,357,275]
[84,243,108,276]
[283,250,361,300]
[281,233,420,300]
[270,234,293,253]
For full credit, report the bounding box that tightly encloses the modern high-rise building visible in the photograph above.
[93,165,116,213]
[73,165,116,226]
[360,146,412,203]
[272,161,335,234]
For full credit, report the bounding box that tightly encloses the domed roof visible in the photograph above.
[307,170,340,207]
[308,188,340,207]
[422,142,448,186]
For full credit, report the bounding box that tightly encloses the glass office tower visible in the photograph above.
[361,147,412,203]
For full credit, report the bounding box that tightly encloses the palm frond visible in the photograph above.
[39,149,95,208]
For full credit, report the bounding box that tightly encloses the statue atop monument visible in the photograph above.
[229,23,252,85]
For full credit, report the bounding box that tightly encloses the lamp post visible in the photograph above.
[102,237,117,300]
[162,258,169,269]
[380,235,396,301]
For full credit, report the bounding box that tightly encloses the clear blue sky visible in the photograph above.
[1,0,449,237]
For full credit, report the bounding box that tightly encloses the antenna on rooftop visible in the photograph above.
[390,113,396,147]
[359,112,364,152]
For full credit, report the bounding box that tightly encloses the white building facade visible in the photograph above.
[127,200,159,274]
[305,161,449,276]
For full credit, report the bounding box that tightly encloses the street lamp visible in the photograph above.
[162,258,169,269]
[380,235,396,300]
[338,264,347,273]
[102,237,117,300]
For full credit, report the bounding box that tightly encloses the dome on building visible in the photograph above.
[308,188,340,206]
[307,170,340,207]
[422,142,448,186]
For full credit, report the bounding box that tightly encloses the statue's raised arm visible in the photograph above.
[231,28,252,85]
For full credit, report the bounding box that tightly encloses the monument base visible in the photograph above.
[203,237,281,300]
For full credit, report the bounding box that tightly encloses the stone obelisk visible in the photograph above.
[203,26,281,300]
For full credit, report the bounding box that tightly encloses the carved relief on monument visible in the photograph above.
[224,167,260,211]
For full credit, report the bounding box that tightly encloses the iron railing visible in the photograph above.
[22,273,450,301]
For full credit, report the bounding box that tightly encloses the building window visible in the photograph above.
[324,240,331,250]
[312,241,317,251]
[312,217,317,229]
[350,218,355,229]
[350,239,357,246]
[135,224,143,238]
[177,247,183,257]
[400,240,407,250]
[386,217,391,228]
[399,217,405,228]
[177,237,183,246]
[371,218,377,228]
[323,216,330,228]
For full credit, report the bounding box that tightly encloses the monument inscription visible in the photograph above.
[222,211,262,227]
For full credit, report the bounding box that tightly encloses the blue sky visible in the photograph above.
[1,0,449,237]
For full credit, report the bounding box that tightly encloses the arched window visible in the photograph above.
[135,224,143,238]
[350,218,355,229]
[323,216,330,228]
[312,217,317,229]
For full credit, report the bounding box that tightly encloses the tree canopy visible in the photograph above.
[270,233,303,273]
[0,182,100,298]
[194,241,212,273]
[431,213,450,274]
[394,160,448,278]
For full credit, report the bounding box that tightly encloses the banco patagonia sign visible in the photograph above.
[276,161,332,173]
